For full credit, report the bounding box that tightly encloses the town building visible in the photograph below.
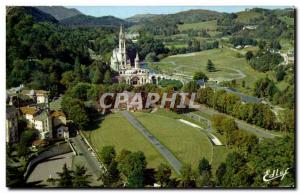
[6,106,19,144]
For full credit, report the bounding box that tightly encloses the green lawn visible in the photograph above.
[84,109,230,174]
[84,113,168,169]
[155,47,266,87]
[132,110,213,170]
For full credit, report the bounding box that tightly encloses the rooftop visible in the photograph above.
[51,111,66,118]
[20,106,38,115]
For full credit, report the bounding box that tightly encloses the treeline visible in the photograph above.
[253,77,294,108]
[196,87,293,132]
[248,51,283,72]
[168,40,219,56]
[229,37,257,47]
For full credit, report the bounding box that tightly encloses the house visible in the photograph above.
[21,89,48,104]
[51,111,69,139]
[20,106,38,126]
[6,106,19,144]
[19,106,52,139]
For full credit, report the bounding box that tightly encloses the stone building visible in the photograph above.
[110,25,151,86]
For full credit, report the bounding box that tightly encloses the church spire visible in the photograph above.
[119,24,124,38]
[135,52,140,69]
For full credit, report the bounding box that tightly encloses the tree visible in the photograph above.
[103,70,112,84]
[211,114,226,135]
[69,104,89,130]
[72,165,92,187]
[91,66,104,84]
[127,167,144,188]
[118,151,147,186]
[197,158,213,187]
[221,117,238,145]
[206,59,216,72]
[253,77,278,98]
[182,81,199,92]
[180,164,195,188]
[245,51,254,61]
[215,163,227,186]
[100,146,116,166]
[56,164,73,187]
[198,158,211,176]
[155,163,172,187]
[270,40,281,50]
[193,71,208,81]
[17,130,36,156]
[276,68,286,81]
[68,82,92,101]
[242,80,246,87]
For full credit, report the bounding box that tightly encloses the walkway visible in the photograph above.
[69,135,103,179]
[121,111,182,175]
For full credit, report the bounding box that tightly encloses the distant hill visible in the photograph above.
[127,9,223,35]
[127,9,223,25]
[126,13,161,23]
[6,6,58,23]
[35,6,82,20]
[60,14,129,27]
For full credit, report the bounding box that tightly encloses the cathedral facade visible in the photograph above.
[110,25,151,86]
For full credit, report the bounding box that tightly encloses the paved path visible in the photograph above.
[121,111,182,175]
[70,135,102,178]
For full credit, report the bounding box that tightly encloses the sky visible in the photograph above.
[67,6,292,19]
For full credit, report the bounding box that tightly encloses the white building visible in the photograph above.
[110,25,152,86]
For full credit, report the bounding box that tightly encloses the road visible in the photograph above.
[121,111,182,175]
[69,135,102,178]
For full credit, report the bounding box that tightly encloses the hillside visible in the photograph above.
[60,14,129,27]
[6,6,58,23]
[126,13,160,23]
[128,9,223,35]
[35,6,82,20]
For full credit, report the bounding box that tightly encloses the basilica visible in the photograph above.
[110,25,152,86]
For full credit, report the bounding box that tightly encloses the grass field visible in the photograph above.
[84,113,168,169]
[178,20,217,31]
[132,110,214,170]
[84,109,230,176]
[235,11,263,23]
[155,47,266,87]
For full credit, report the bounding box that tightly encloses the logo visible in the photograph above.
[263,168,289,182]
